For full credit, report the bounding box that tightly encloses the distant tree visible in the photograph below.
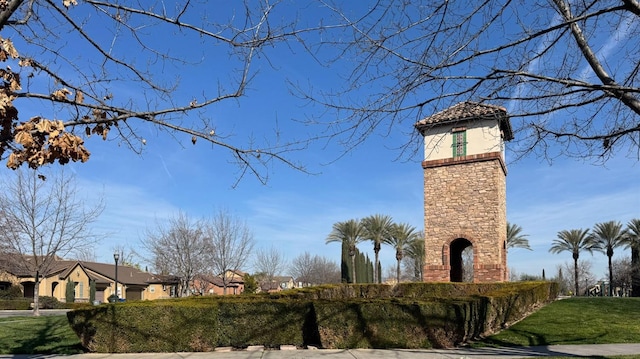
[611,257,632,296]
[205,209,255,294]
[385,223,420,284]
[562,260,596,296]
[507,222,532,251]
[242,273,258,295]
[326,219,364,284]
[290,252,340,286]
[142,212,209,297]
[519,273,542,282]
[404,233,425,281]
[253,246,288,287]
[361,214,394,284]
[625,219,640,297]
[554,266,568,295]
[0,168,102,315]
[549,228,594,296]
[111,244,140,268]
[591,221,627,296]
[461,247,474,282]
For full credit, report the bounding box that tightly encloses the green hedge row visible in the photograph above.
[0,299,31,310]
[67,281,558,352]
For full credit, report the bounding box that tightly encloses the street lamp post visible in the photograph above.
[114,252,120,300]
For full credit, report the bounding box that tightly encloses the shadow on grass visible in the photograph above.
[9,316,85,355]
[477,327,609,348]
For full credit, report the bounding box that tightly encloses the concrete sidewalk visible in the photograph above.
[3,344,640,359]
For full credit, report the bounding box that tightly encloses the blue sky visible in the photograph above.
[3,1,639,281]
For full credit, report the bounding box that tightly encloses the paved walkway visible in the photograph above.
[3,344,640,359]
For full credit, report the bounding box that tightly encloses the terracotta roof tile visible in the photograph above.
[415,101,513,140]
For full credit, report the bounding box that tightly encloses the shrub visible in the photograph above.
[0,299,30,310]
[67,282,558,352]
[0,285,24,299]
[38,296,63,309]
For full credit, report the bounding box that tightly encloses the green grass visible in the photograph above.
[0,315,84,354]
[476,297,640,347]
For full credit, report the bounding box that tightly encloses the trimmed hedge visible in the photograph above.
[0,299,30,310]
[67,281,558,352]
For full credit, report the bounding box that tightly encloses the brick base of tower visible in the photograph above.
[423,264,506,282]
[422,152,508,283]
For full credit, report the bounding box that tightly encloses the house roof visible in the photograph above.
[414,101,513,140]
[0,254,174,286]
[194,274,241,288]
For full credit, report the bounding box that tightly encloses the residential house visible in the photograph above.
[0,255,179,303]
[191,270,246,295]
[258,275,296,293]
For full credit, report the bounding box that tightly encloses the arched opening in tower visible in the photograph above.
[450,238,473,282]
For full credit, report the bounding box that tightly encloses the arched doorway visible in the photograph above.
[450,238,472,282]
[51,282,59,298]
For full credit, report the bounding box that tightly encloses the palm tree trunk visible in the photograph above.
[396,260,401,284]
[574,258,579,296]
[351,254,357,284]
[608,255,614,296]
[374,249,380,284]
[632,247,640,297]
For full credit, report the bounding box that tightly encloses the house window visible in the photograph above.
[77,282,84,298]
[452,129,466,157]
[149,286,155,293]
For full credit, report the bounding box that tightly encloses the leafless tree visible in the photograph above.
[0,1,315,184]
[612,257,632,295]
[74,247,97,262]
[204,209,254,294]
[0,168,102,315]
[562,260,597,296]
[299,1,640,161]
[253,245,288,286]
[142,212,209,297]
[111,243,140,269]
[289,251,340,286]
[461,246,474,283]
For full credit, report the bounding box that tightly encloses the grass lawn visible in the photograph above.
[476,297,640,347]
[0,315,83,354]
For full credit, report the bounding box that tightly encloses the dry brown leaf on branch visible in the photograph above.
[0,37,18,60]
[51,88,72,101]
[62,0,78,9]
[75,91,84,103]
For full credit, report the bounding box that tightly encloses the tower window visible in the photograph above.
[452,129,467,157]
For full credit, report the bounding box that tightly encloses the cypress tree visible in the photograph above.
[89,280,96,303]
[65,278,75,303]
[341,241,351,283]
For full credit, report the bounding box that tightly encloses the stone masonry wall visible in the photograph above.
[422,153,507,282]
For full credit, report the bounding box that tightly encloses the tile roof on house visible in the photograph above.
[415,101,513,140]
[0,254,170,286]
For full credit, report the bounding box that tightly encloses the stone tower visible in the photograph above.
[414,102,513,282]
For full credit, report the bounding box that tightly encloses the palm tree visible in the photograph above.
[405,232,425,281]
[385,222,419,284]
[591,221,627,296]
[362,214,394,283]
[549,228,593,296]
[507,222,532,251]
[626,219,640,297]
[326,219,364,284]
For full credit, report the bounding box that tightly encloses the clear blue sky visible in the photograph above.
[3,1,639,281]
